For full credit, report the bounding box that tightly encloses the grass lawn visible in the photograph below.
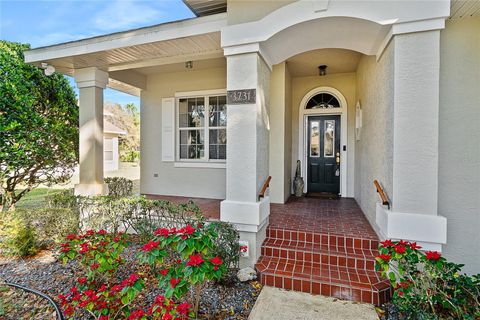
[15,188,64,210]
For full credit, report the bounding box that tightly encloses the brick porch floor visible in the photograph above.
[145,194,391,305]
[258,197,391,305]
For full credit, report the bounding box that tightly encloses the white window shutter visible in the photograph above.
[161,97,175,162]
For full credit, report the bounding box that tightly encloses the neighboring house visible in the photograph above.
[24,0,479,290]
[103,110,126,171]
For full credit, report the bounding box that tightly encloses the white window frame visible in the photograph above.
[174,89,227,167]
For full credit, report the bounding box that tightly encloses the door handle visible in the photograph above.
[336,152,340,165]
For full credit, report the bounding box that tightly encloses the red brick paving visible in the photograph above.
[258,197,391,305]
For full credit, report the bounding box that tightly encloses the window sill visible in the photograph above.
[174,162,226,169]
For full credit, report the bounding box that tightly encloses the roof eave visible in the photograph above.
[24,13,227,64]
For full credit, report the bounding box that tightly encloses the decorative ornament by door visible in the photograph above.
[293,160,304,197]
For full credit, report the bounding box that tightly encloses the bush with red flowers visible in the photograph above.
[376,239,480,319]
[58,224,225,319]
[59,229,129,281]
[58,274,144,319]
[137,223,227,315]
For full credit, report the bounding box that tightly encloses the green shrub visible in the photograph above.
[105,177,133,197]
[45,188,77,209]
[208,221,240,271]
[0,211,38,257]
[376,239,480,319]
[28,207,79,245]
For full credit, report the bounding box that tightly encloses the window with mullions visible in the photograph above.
[178,95,227,161]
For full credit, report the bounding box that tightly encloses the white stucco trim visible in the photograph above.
[375,203,447,252]
[74,67,109,89]
[221,0,449,48]
[298,87,348,196]
[376,18,447,61]
[174,162,226,169]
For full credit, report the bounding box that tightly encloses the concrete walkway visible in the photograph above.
[248,287,379,320]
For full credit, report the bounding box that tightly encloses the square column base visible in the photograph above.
[74,183,109,196]
[221,197,270,267]
[375,203,447,251]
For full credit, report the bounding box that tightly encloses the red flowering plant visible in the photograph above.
[59,230,128,281]
[137,223,227,316]
[58,273,144,319]
[376,239,480,319]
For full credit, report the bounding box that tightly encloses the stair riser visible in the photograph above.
[267,228,379,250]
[260,273,391,306]
[260,246,376,270]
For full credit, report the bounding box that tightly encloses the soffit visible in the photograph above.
[183,0,227,17]
[450,0,480,19]
[34,32,222,77]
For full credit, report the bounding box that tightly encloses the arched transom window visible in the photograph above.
[306,93,340,109]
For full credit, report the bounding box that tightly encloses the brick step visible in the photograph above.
[255,256,391,305]
[261,238,377,270]
[266,227,380,251]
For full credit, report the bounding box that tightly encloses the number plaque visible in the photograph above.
[227,89,256,105]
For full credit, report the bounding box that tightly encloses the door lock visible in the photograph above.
[336,152,340,165]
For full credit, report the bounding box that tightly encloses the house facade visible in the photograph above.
[103,112,126,172]
[25,0,480,275]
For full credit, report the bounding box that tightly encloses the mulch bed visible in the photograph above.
[0,284,57,320]
[0,239,262,319]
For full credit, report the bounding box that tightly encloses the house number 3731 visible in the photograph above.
[227,89,256,104]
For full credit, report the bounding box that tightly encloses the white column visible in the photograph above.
[220,52,271,267]
[74,67,109,196]
[376,30,446,251]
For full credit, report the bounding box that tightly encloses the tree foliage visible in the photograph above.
[0,41,78,211]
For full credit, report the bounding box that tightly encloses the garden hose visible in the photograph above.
[2,281,65,320]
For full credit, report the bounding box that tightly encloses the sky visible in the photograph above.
[0,0,195,107]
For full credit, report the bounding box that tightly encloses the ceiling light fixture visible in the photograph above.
[185,61,193,69]
[318,65,327,76]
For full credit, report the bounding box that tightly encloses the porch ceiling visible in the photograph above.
[287,49,362,77]
[28,32,223,76]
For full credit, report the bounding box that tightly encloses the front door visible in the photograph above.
[307,115,341,194]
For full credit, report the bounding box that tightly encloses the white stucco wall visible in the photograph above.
[269,62,292,203]
[439,18,480,274]
[140,67,227,199]
[291,73,356,197]
[354,43,394,234]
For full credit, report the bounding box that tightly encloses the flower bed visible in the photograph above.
[0,283,58,320]
[0,234,261,319]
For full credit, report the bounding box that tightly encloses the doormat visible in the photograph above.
[305,192,339,200]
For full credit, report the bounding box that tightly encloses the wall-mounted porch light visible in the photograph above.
[318,65,327,76]
[41,62,55,76]
[185,61,193,69]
